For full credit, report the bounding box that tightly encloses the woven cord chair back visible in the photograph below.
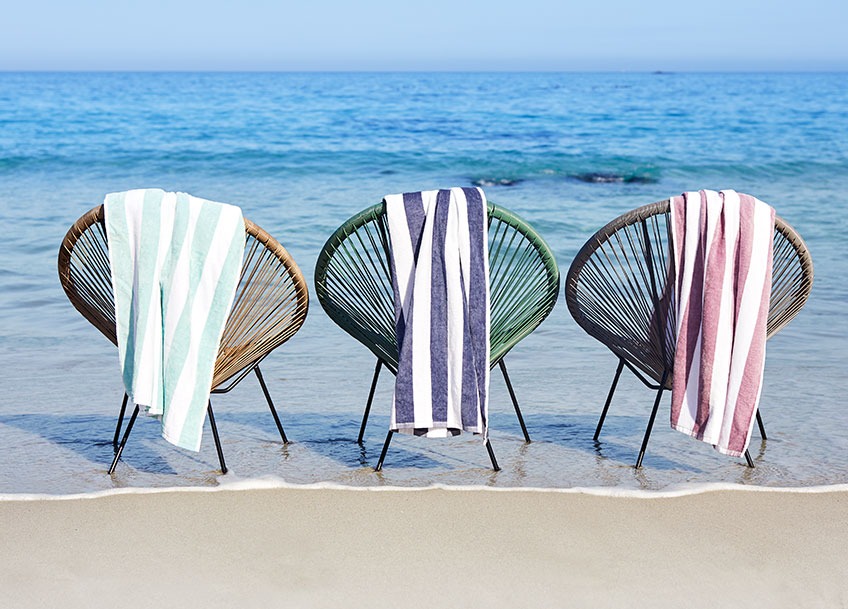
[57,205,310,391]
[565,199,814,386]
[314,201,560,372]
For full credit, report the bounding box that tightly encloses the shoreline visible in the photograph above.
[2,484,846,608]
[4,477,848,501]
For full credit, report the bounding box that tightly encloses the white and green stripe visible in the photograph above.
[105,189,245,452]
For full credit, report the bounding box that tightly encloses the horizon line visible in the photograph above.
[1,68,846,74]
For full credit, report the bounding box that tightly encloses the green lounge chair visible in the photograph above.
[314,200,560,470]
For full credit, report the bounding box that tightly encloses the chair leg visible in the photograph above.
[358,359,383,445]
[498,359,530,443]
[206,401,228,474]
[594,359,625,441]
[113,392,129,452]
[109,404,140,474]
[374,429,394,472]
[374,430,500,472]
[744,449,754,468]
[756,410,767,440]
[254,366,288,444]
[635,371,669,469]
[485,439,501,471]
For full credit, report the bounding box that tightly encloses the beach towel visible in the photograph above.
[669,189,774,457]
[104,188,245,451]
[385,187,490,438]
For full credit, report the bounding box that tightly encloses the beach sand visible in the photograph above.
[2,485,846,608]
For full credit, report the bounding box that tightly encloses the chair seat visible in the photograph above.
[315,200,560,371]
[59,205,309,391]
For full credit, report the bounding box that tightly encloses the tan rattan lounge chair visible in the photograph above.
[565,199,813,467]
[58,205,309,474]
[314,201,560,471]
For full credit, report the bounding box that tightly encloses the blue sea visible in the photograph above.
[1,71,846,495]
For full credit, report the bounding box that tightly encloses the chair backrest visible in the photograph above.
[58,205,310,390]
[314,201,561,373]
[564,199,814,385]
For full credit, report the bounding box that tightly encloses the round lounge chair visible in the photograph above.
[58,205,310,474]
[314,200,560,470]
[565,199,814,467]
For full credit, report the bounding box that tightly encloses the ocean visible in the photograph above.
[1,71,846,495]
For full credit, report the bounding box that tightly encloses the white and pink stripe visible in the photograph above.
[669,190,774,457]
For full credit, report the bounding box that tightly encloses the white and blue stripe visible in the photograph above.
[386,187,490,438]
[104,189,245,452]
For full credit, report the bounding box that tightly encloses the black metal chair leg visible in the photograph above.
[756,410,767,440]
[113,392,129,452]
[109,404,140,474]
[374,429,394,472]
[254,366,288,444]
[358,359,383,444]
[485,439,501,471]
[744,449,754,468]
[636,371,668,468]
[206,401,228,474]
[594,359,625,441]
[498,359,530,443]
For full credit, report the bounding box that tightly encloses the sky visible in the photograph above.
[1,0,846,71]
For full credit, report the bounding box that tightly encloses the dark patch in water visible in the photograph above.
[571,172,657,185]
[471,177,523,187]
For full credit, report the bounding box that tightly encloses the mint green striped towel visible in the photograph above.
[104,189,245,452]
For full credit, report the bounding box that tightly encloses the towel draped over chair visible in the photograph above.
[104,188,246,451]
[669,189,775,457]
[385,187,490,439]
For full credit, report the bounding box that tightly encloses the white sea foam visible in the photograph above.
[4,478,848,502]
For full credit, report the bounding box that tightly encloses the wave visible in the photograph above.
[471,177,524,187]
[4,477,848,501]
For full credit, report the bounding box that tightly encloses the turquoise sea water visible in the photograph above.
[1,72,846,494]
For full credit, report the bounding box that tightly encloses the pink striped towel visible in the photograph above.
[669,190,775,457]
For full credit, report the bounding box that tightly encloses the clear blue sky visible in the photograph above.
[2,0,846,71]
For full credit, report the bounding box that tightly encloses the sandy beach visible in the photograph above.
[1,485,846,608]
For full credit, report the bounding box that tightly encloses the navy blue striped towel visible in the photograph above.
[385,187,490,438]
